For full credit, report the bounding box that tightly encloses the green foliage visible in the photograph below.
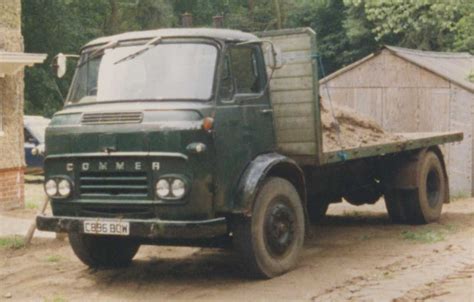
[468,70,474,83]
[453,2,474,52]
[401,223,457,243]
[25,201,39,210]
[22,0,473,116]
[46,255,62,262]
[288,0,351,74]
[44,295,67,302]
[22,0,175,117]
[346,0,473,52]
[401,229,445,243]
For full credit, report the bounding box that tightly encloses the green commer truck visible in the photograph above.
[37,28,463,278]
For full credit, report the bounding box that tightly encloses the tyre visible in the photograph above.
[384,188,406,223]
[385,151,447,224]
[406,151,447,223]
[68,233,140,268]
[233,177,305,279]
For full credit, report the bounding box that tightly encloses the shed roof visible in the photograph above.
[321,46,474,93]
[84,28,258,48]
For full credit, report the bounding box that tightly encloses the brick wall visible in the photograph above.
[0,167,24,210]
[0,0,25,210]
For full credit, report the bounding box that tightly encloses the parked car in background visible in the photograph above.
[24,115,50,173]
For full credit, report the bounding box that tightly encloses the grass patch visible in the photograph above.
[450,192,469,201]
[44,295,67,302]
[401,222,459,244]
[46,255,61,263]
[343,210,364,217]
[0,236,25,250]
[442,223,457,232]
[401,229,445,243]
[25,201,39,210]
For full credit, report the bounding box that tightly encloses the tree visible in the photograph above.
[452,1,474,52]
[288,0,354,74]
[347,0,472,52]
[22,0,174,117]
[21,0,473,117]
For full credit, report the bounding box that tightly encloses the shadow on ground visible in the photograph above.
[79,210,473,286]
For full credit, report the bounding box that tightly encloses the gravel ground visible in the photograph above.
[0,183,472,301]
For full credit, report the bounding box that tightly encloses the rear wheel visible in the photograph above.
[69,233,140,268]
[233,177,305,279]
[384,189,406,223]
[385,151,447,224]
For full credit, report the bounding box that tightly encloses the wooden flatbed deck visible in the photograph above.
[294,131,463,166]
[323,131,463,164]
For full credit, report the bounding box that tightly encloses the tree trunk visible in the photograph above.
[273,0,282,29]
[104,0,119,35]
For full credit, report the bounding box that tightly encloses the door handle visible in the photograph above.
[260,109,273,115]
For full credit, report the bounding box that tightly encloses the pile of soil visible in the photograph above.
[320,103,402,152]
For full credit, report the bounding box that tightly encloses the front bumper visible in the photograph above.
[36,214,228,240]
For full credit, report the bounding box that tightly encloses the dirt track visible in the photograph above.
[1,196,473,301]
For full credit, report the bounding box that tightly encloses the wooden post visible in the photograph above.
[24,196,50,245]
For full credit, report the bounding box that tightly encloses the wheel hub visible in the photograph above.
[426,168,441,208]
[264,202,295,257]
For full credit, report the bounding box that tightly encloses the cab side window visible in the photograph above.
[219,54,234,101]
[230,46,264,94]
[219,46,265,101]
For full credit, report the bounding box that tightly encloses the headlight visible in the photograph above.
[57,179,71,197]
[156,179,170,198]
[45,179,58,197]
[171,179,186,198]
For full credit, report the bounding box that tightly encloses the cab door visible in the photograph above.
[213,44,275,211]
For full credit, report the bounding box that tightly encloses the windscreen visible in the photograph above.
[67,43,218,104]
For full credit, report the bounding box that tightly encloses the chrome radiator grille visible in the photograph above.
[81,112,143,125]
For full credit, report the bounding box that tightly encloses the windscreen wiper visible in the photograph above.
[114,36,162,65]
[77,40,119,68]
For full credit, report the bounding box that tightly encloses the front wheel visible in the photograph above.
[69,233,140,268]
[233,177,305,279]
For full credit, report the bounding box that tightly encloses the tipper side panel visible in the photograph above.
[257,28,321,161]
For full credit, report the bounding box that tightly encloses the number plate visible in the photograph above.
[83,220,130,236]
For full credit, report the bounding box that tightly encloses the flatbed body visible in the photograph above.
[258,28,463,166]
[304,131,463,166]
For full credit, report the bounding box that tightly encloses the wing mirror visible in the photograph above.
[52,53,79,78]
